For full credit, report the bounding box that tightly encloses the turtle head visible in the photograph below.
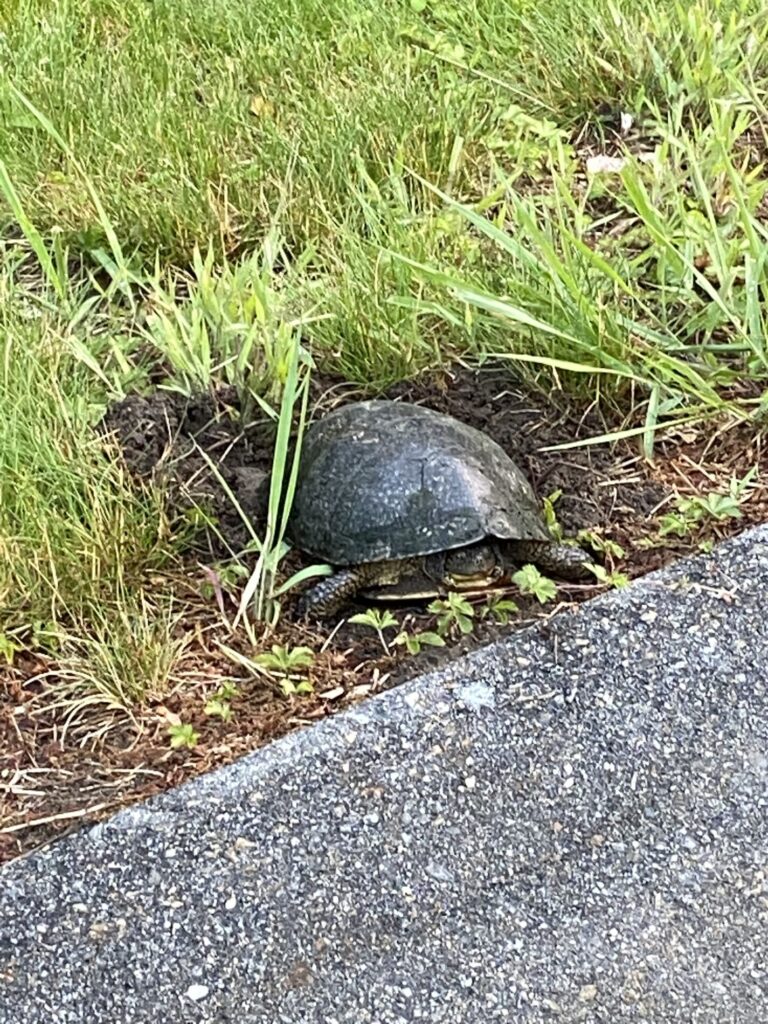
[441,542,503,588]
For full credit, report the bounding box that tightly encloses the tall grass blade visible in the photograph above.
[0,158,67,300]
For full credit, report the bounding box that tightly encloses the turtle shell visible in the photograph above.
[287,400,549,565]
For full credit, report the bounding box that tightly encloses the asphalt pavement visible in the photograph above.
[2,525,767,1023]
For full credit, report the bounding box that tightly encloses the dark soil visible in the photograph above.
[98,385,276,559]
[3,363,765,864]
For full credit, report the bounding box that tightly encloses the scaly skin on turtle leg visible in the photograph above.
[298,560,411,618]
[297,568,367,618]
[506,540,594,581]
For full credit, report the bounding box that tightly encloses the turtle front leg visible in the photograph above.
[297,568,366,618]
[505,540,595,581]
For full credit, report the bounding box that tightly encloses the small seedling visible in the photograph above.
[658,494,739,537]
[251,644,315,698]
[218,642,315,695]
[254,644,315,675]
[30,620,60,654]
[587,564,630,589]
[349,608,399,653]
[0,633,24,665]
[204,681,240,721]
[279,678,314,697]
[542,489,565,542]
[393,629,446,655]
[704,492,745,519]
[204,698,233,721]
[168,723,200,750]
[512,564,557,604]
[577,530,626,560]
[658,469,755,539]
[480,595,520,625]
[428,592,475,636]
[656,507,693,538]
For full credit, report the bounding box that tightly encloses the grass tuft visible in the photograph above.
[0,308,173,633]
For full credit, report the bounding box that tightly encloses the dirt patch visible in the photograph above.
[98,386,275,558]
[2,364,766,864]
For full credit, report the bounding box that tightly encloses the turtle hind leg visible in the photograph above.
[297,568,365,619]
[507,540,594,581]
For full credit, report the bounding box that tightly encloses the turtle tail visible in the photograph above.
[297,568,365,618]
[510,540,595,581]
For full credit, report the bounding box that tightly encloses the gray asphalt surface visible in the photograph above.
[2,525,767,1023]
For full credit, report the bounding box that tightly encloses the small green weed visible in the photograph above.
[577,530,626,560]
[587,564,630,589]
[349,608,400,653]
[428,592,475,636]
[278,678,314,697]
[542,490,565,542]
[393,629,446,655]
[219,642,315,697]
[253,644,315,676]
[512,565,558,604]
[168,723,200,750]
[480,595,521,625]
[0,633,24,666]
[657,470,755,538]
[204,681,240,722]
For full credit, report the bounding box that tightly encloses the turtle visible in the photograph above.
[287,399,594,617]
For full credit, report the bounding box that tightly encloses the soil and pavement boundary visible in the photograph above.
[1,524,767,1023]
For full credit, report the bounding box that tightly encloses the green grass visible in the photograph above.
[0,304,167,628]
[1,0,767,724]
[0,281,183,724]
